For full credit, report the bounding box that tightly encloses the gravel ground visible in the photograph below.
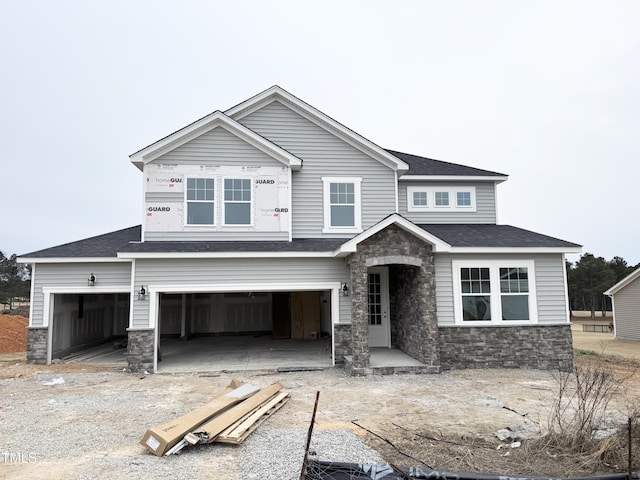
[1,360,638,480]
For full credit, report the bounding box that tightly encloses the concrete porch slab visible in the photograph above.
[343,348,441,375]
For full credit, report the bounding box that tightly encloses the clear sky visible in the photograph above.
[1,1,639,265]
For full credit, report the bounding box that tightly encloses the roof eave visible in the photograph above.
[399,175,508,183]
[129,110,302,171]
[604,266,640,296]
[17,257,131,264]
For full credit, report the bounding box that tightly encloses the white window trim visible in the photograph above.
[184,175,217,227]
[222,177,254,227]
[322,176,362,234]
[452,259,538,326]
[407,186,477,212]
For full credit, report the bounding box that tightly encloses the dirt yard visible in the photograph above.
[1,314,639,479]
[0,314,27,354]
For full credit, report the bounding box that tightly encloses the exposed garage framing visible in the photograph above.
[146,282,341,372]
[41,286,131,364]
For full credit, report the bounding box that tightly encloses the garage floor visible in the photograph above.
[62,335,425,373]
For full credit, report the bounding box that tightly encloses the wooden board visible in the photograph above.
[215,391,290,445]
[191,382,284,443]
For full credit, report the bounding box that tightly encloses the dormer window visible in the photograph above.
[435,191,450,207]
[322,177,362,233]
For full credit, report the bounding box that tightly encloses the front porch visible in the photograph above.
[343,348,441,375]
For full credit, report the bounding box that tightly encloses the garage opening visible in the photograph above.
[51,293,129,360]
[156,290,334,371]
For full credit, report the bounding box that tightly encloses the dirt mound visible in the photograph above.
[0,314,28,354]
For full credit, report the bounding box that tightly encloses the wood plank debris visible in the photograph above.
[145,380,289,456]
[215,390,290,444]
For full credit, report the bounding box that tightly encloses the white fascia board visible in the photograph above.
[150,282,340,294]
[43,286,131,294]
[399,175,508,183]
[225,86,409,173]
[17,257,132,264]
[448,246,583,254]
[117,251,335,260]
[604,266,640,296]
[336,214,452,255]
[129,111,302,171]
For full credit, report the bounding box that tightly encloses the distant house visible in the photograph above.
[19,86,581,374]
[604,267,640,340]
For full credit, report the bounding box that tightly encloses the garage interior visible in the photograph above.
[52,290,335,371]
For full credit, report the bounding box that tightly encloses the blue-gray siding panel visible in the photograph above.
[151,126,284,167]
[238,101,397,237]
[399,181,497,224]
[132,257,351,328]
[434,253,568,326]
[30,262,132,327]
[613,278,640,340]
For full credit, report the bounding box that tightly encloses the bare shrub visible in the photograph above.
[548,363,626,447]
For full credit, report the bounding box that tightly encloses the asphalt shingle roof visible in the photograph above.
[387,149,507,177]
[20,226,142,258]
[417,224,581,248]
[119,238,345,253]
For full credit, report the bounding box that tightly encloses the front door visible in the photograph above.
[367,267,390,347]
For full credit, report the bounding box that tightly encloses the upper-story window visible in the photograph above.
[407,186,476,212]
[453,260,537,325]
[224,178,252,225]
[186,178,215,225]
[322,177,362,233]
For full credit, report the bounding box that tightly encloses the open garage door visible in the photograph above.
[51,293,129,361]
[156,290,333,372]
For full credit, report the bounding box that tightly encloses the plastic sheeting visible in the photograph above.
[305,460,640,480]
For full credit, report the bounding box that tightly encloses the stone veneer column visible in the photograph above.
[349,255,370,373]
[126,329,155,372]
[26,327,48,364]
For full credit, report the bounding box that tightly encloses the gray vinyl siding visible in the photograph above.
[238,100,397,238]
[30,262,131,327]
[399,181,497,224]
[131,257,351,328]
[612,278,640,340]
[150,126,284,167]
[434,253,569,326]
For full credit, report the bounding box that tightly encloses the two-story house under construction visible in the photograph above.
[20,86,581,374]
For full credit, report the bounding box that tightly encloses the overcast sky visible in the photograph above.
[1,1,639,265]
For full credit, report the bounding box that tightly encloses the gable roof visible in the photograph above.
[129,111,303,171]
[225,86,410,173]
[18,226,141,262]
[417,224,581,251]
[388,150,508,182]
[604,266,640,296]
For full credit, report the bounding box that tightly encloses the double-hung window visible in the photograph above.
[224,178,251,225]
[453,260,537,324]
[186,178,215,225]
[322,177,362,233]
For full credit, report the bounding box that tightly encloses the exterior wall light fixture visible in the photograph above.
[341,282,350,296]
[88,273,96,287]
[138,285,146,301]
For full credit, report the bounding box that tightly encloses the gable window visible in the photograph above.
[224,178,252,225]
[453,260,537,324]
[407,186,476,212]
[435,191,449,207]
[322,177,362,233]
[186,178,215,225]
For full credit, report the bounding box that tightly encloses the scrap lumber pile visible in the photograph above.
[140,379,289,456]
